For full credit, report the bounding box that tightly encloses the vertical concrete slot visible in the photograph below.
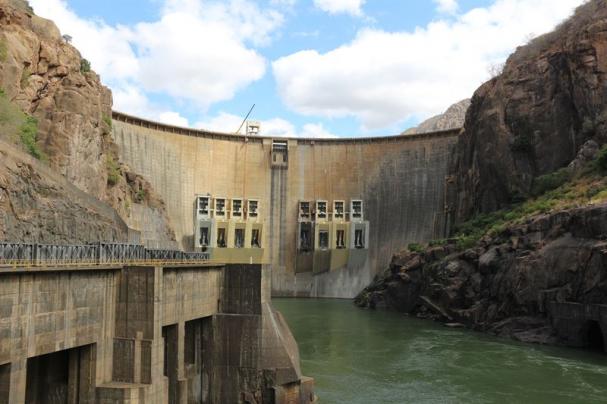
[584,320,605,352]
[184,317,213,404]
[0,363,10,403]
[163,324,179,404]
[26,350,69,404]
[25,345,95,404]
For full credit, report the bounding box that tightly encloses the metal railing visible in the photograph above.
[0,242,211,269]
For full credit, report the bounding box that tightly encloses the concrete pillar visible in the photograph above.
[8,359,26,404]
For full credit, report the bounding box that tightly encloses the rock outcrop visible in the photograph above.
[0,0,176,247]
[355,202,607,345]
[403,99,470,135]
[0,141,129,243]
[450,0,607,222]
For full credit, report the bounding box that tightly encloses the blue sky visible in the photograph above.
[30,0,584,137]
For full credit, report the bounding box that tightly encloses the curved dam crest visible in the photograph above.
[111,111,459,298]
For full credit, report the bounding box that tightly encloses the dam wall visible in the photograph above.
[112,112,459,298]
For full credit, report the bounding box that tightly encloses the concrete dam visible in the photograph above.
[111,112,460,298]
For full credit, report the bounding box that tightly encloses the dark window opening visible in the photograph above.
[300,229,311,251]
[217,228,227,248]
[352,200,363,219]
[355,229,365,249]
[334,201,344,219]
[215,199,225,216]
[300,202,310,220]
[251,229,261,248]
[198,197,209,216]
[199,227,209,247]
[232,200,242,217]
[336,230,345,249]
[317,201,327,220]
[319,231,329,250]
[235,229,244,248]
[248,200,258,218]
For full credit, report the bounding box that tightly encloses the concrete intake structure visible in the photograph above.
[0,262,314,403]
[112,112,460,298]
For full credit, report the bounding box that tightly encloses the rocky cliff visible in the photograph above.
[403,99,470,135]
[450,0,607,222]
[355,198,607,345]
[357,0,607,350]
[0,0,176,246]
[0,140,129,243]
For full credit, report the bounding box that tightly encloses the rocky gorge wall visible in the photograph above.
[111,113,458,298]
[450,0,607,222]
[0,0,176,248]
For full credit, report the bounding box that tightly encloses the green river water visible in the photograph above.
[273,298,607,404]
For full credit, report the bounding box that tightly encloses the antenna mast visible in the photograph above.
[235,104,256,135]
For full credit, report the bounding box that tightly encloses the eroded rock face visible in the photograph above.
[0,1,112,199]
[450,0,607,221]
[0,0,177,247]
[355,204,607,345]
[0,146,128,243]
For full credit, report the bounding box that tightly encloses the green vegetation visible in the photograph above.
[80,58,91,73]
[407,243,424,253]
[0,88,47,160]
[531,167,572,197]
[595,145,607,173]
[19,115,46,160]
[411,156,607,254]
[135,189,147,203]
[106,155,121,186]
[449,164,607,250]
[102,113,112,129]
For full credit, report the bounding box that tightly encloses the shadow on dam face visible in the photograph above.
[582,320,605,353]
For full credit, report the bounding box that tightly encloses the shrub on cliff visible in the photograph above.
[596,146,607,173]
[19,116,46,160]
[80,58,91,73]
[531,168,572,197]
[106,155,120,186]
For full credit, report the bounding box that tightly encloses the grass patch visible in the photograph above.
[595,145,607,173]
[0,89,47,160]
[106,155,121,186]
[531,167,572,197]
[102,113,112,129]
[19,116,46,160]
[135,189,147,203]
[449,167,607,250]
[407,243,424,253]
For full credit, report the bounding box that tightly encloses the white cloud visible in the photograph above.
[313,0,365,16]
[158,111,190,127]
[273,0,584,129]
[434,0,458,14]
[195,112,337,138]
[29,0,281,111]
